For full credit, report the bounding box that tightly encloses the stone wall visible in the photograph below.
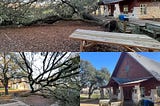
[117,86,123,101]
[132,85,141,105]
[130,2,160,19]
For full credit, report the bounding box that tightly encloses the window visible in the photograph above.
[123,5,128,14]
[140,4,147,15]
[140,87,145,97]
[157,86,160,97]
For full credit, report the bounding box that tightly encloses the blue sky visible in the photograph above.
[80,52,160,74]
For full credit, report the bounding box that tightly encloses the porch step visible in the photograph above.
[123,100,134,106]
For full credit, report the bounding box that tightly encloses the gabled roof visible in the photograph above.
[112,77,130,84]
[112,52,160,81]
[103,76,153,88]
[128,53,160,81]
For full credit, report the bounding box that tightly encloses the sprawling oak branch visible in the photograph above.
[17,52,79,93]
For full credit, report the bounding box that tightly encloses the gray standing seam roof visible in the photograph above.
[128,52,160,81]
[112,76,153,85]
[101,0,124,4]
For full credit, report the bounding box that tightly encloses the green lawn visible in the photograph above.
[0,88,15,90]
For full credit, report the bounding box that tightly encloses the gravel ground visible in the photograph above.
[0,21,103,52]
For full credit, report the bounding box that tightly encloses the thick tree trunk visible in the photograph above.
[4,84,9,95]
[23,15,62,26]
[3,79,9,95]
[30,84,35,93]
[88,93,92,99]
[88,83,94,99]
[2,76,9,95]
[82,12,100,22]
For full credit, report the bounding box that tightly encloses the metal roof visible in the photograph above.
[128,52,160,81]
[112,77,130,84]
[112,76,153,85]
[104,52,160,88]
[100,0,124,4]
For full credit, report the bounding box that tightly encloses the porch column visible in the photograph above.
[98,6,101,16]
[100,5,104,16]
[150,88,157,102]
[108,87,114,99]
[114,4,120,18]
[96,9,99,16]
[132,85,141,104]
[118,86,123,101]
[104,5,109,16]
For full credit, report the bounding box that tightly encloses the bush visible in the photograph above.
[51,88,80,106]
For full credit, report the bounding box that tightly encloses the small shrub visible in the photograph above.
[51,88,80,106]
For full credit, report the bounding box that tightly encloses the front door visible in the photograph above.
[123,86,133,100]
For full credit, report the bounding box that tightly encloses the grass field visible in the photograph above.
[80,94,109,106]
[0,88,15,90]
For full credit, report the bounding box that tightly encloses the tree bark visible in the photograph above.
[3,79,9,95]
[23,15,62,26]
[4,84,9,95]
[88,83,95,99]
[30,83,35,93]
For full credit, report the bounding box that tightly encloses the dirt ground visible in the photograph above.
[0,99,16,104]
[80,104,99,106]
[17,94,55,106]
[0,21,104,52]
[80,98,99,106]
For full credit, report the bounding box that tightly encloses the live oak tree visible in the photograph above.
[15,52,79,93]
[0,52,21,95]
[0,0,100,26]
[97,68,110,99]
[80,60,110,99]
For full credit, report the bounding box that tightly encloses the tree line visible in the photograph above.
[80,59,110,99]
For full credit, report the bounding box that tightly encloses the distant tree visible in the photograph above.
[97,68,110,98]
[14,52,79,93]
[80,60,110,99]
[0,52,21,95]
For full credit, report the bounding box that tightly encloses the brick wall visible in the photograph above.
[116,54,152,79]
[141,78,160,96]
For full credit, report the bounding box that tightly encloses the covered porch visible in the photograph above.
[104,77,160,105]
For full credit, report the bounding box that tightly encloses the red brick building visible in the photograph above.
[105,52,160,105]
[98,0,160,19]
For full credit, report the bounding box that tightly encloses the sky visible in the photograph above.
[80,52,160,74]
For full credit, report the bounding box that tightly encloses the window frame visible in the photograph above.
[140,4,147,15]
